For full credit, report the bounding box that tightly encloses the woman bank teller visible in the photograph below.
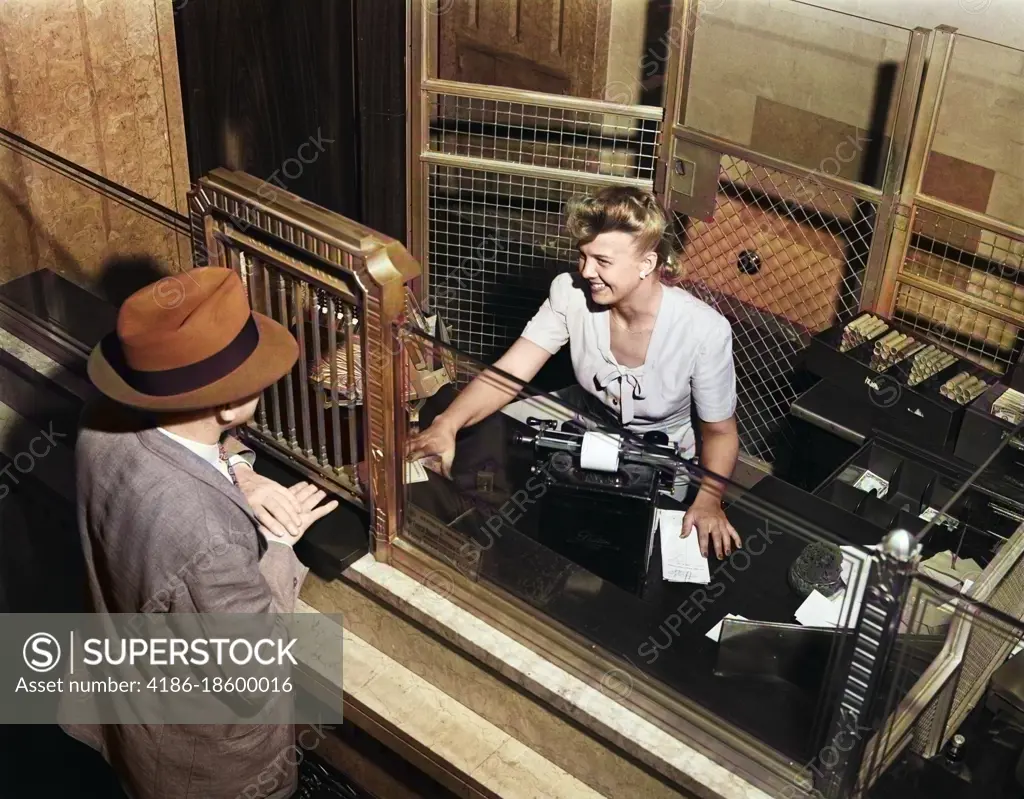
[408,186,742,559]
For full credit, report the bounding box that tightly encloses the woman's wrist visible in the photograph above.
[433,412,461,436]
[692,485,724,509]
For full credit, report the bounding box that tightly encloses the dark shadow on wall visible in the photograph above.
[96,255,171,307]
[0,256,173,621]
[839,61,898,326]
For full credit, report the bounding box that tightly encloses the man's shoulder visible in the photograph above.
[78,399,150,454]
[77,416,204,505]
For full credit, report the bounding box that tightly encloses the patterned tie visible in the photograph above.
[217,441,239,487]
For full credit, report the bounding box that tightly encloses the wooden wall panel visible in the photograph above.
[438,0,617,99]
[0,0,187,294]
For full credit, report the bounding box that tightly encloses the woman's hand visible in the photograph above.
[681,494,742,560]
[406,417,457,478]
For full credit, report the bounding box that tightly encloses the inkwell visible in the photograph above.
[788,541,845,598]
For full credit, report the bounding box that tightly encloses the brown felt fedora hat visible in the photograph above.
[88,267,298,412]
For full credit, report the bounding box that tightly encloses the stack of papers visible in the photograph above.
[658,509,710,584]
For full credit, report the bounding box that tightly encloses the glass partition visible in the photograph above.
[863,539,1024,795]
[391,317,1024,796]
[847,409,1024,797]
[685,0,912,189]
[392,323,900,793]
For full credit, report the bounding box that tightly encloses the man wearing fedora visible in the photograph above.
[62,267,337,798]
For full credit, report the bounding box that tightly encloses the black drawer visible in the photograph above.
[815,436,1022,567]
[805,316,995,453]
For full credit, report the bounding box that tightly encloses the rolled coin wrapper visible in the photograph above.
[580,431,621,473]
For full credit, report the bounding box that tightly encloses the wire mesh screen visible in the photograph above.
[425,90,661,364]
[429,94,660,182]
[891,207,1024,375]
[674,155,877,461]
[427,163,594,361]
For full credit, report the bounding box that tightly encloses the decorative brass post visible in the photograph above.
[817,529,919,798]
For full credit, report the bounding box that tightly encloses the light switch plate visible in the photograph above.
[666,138,722,219]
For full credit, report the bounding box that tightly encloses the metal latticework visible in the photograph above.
[677,155,878,461]
[424,85,882,461]
[429,94,661,182]
[889,206,1024,375]
[428,163,597,361]
[424,89,662,365]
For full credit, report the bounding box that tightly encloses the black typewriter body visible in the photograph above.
[540,450,660,495]
[533,451,659,597]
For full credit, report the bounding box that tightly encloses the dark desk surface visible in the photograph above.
[408,387,881,765]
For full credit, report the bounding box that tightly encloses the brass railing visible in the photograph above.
[189,168,420,560]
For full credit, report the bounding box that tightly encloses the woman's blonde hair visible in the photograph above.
[564,186,684,285]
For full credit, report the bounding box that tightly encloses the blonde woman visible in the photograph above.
[408,187,741,559]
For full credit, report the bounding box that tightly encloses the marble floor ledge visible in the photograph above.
[294,599,609,799]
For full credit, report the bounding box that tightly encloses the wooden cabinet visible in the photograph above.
[438,0,653,101]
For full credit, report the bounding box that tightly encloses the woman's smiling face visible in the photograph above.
[577,230,657,306]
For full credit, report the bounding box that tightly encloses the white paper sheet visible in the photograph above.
[659,509,711,584]
[795,590,845,628]
[706,614,750,643]
[405,460,430,484]
[793,545,878,629]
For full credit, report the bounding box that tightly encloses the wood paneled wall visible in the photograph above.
[0,0,189,294]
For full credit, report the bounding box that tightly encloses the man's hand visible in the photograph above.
[682,494,742,560]
[235,468,339,546]
[235,466,303,538]
[284,482,339,543]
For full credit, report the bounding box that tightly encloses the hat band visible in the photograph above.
[103,315,261,397]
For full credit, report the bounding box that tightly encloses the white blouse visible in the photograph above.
[521,272,736,459]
